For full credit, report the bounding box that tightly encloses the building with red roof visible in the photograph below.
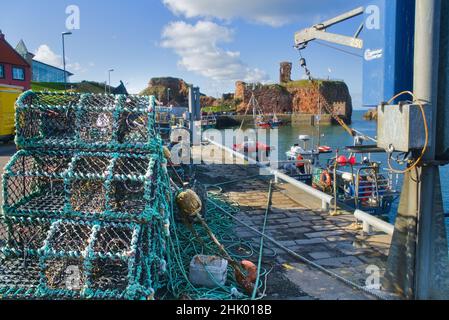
[0,30,31,90]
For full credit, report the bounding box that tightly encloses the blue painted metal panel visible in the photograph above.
[362,0,415,107]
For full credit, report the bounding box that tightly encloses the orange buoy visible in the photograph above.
[241,260,257,283]
[337,155,348,166]
[296,154,305,168]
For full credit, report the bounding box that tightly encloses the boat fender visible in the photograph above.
[296,155,305,168]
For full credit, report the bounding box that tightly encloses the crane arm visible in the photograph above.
[294,6,365,49]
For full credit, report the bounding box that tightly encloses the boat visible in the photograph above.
[242,92,279,129]
[233,140,272,163]
[284,135,321,185]
[201,112,217,130]
[269,114,283,128]
[283,135,401,216]
[255,115,271,129]
[318,146,332,154]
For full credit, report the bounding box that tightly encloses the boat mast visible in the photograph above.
[318,93,321,147]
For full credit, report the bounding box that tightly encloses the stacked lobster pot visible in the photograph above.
[0,92,173,300]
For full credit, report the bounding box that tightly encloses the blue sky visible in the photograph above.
[1,0,367,107]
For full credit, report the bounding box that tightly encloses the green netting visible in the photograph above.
[1,91,172,300]
[15,91,158,152]
[2,91,267,301]
[0,216,165,299]
[2,150,170,223]
[164,194,274,300]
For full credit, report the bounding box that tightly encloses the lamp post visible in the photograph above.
[108,69,114,94]
[62,32,72,91]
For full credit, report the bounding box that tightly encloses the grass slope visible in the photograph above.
[31,81,113,94]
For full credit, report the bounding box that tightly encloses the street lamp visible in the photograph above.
[62,32,72,91]
[108,69,114,94]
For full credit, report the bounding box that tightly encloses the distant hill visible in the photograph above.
[140,77,191,106]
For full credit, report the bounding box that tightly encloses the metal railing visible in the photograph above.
[204,138,335,210]
[354,210,395,235]
[203,138,399,237]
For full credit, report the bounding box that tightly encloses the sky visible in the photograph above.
[1,0,367,107]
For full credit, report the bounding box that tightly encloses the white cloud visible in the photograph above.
[34,45,62,68]
[34,44,88,74]
[67,62,88,74]
[163,0,335,27]
[161,21,269,84]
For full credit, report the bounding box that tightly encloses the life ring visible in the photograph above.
[296,155,305,168]
[320,170,332,187]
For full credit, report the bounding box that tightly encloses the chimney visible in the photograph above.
[0,30,5,40]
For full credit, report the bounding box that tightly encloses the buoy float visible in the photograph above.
[176,189,202,218]
[296,154,305,168]
[241,260,257,283]
[337,155,348,166]
[163,146,172,160]
[348,156,357,166]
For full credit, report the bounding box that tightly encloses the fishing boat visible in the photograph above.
[284,135,324,185]
[255,115,271,129]
[242,92,279,129]
[233,140,272,164]
[201,112,217,130]
[269,114,283,128]
[283,135,401,216]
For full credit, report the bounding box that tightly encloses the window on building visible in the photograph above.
[12,67,25,81]
[0,64,4,78]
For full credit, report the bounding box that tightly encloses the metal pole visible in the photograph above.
[386,0,449,300]
[108,69,114,94]
[188,86,194,146]
[62,35,67,91]
[412,0,449,300]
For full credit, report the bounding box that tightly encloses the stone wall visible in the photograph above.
[235,82,292,114]
[235,80,353,123]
